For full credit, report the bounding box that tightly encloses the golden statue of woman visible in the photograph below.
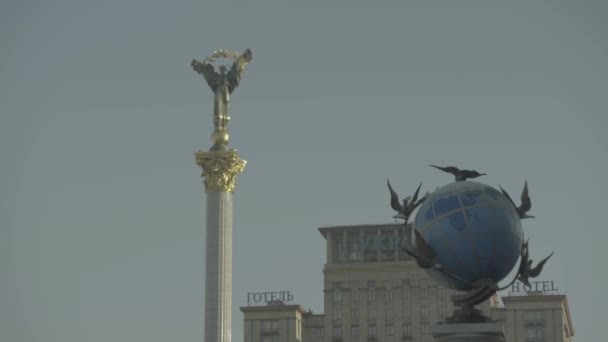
[191,49,253,137]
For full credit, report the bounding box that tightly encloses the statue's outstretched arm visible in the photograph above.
[227,49,252,93]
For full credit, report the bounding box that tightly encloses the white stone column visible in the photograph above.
[205,191,233,342]
[195,150,246,342]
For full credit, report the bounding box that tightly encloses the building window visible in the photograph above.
[385,305,394,319]
[332,282,342,304]
[351,326,359,340]
[420,305,429,321]
[527,328,544,341]
[314,327,324,337]
[368,307,376,321]
[420,287,428,299]
[333,237,345,263]
[333,309,342,321]
[403,301,410,318]
[438,287,445,299]
[348,231,361,262]
[261,320,279,333]
[386,324,394,336]
[386,286,393,303]
[402,287,410,300]
[368,281,376,302]
[352,288,359,305]
[526,311,544,325]
[421,323,430,335]
[403,323,412,338]
[351,308,359,322]
[368,325,377,338]
[333,326,342,338]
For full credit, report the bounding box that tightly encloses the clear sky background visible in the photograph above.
[1,0,606,341]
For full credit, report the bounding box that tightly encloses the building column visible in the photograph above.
[196,149,246,342]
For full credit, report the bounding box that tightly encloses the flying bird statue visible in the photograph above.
[429,165,486,182]
[387,180,427,221]
[499,181,535,219]
[517,241,553,288]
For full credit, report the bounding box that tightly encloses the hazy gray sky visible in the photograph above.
[1,0,606,341]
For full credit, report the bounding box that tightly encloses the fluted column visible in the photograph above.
[195,149,246,342]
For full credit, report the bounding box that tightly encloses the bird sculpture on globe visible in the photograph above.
[388,165,553,322]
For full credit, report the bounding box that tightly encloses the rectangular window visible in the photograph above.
[368,307,376,321]
[333,237,345,263]
[438,287,445,299]
[368,325,377,338]
[386,286,393,303]
[421,323,430,335]
[352,288,359,305]
[385,305,394,319]
[333,309,341,321]
[368,288,376,302]
[314,327,324,337]
[386,324,394,336]
[262,320,279,332]
[351,308,359,322]
[333,326,342,338]
[368,281,376,302]
[420,287,428,299]
[351,326,359,340]
[527,328,544,341]
[403,301,410,317]
[332,282,342,304]
[403,323,412,337]
[526,311,544,325]
[420,305,429,321]
[347,231,361,262]
[402,287,410,300]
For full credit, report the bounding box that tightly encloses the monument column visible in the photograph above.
[195,150,245,342]
[191,48,251,342]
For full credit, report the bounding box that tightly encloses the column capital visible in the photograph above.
[195,149,246,193]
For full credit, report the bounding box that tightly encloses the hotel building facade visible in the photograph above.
[241,223,574,342]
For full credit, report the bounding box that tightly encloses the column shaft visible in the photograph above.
[205,191,233,342]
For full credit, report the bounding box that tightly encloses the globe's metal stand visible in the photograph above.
[432,289,505,342]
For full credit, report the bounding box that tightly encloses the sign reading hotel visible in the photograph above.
[510,280,558,294]
[247,291,294,304]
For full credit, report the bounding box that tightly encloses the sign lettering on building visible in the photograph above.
[510,280,558,294]
[246,291,294,304]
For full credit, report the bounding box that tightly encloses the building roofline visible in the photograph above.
[318,222,408,239]
[240,304,306,314]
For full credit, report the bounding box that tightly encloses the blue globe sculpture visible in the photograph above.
[413,181,524,291]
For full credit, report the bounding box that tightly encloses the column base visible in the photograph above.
[432,322,505,342]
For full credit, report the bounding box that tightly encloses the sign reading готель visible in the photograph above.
[246,291,294,304]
